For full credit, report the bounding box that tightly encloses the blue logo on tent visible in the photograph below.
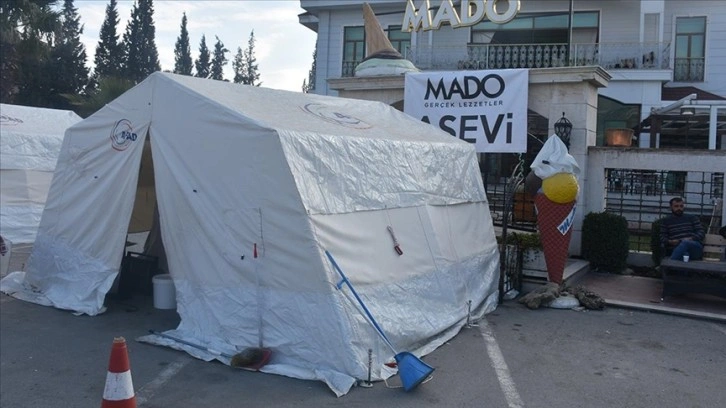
[110,119,138,151]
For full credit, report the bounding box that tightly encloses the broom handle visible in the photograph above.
[325,250,398,354]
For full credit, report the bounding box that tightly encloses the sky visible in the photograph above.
[72,0,318,92]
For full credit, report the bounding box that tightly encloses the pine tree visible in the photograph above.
[210,36,228,81]
[1,0,60,104]
[194,35,211,78]
[232,46,246,84]
[173,12,192,75]
[121,0,160,83]
[49,0,89,108]
[242,30,261,86]
[303,45,317,93]
[94,0,124,79]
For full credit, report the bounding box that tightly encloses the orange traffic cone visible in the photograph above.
[101,337,136,408]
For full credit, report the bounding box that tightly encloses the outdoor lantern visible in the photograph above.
[554,112,573,148]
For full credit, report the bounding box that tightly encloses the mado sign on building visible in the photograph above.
[404,69,528,153]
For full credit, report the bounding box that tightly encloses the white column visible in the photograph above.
[709,105,718,150]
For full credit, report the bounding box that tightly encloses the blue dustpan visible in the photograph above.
[325,250,436,392]
[395,351,435,391]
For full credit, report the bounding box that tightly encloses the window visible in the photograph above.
[342,26,365,77]
[386,25,410,57]
[674,17,706,82]
[665,171,686,195]
[712,173,724,200]
[471,11,599,44]
[597,95,641,146]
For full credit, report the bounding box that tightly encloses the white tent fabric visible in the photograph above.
[0,73,500,396]
[0,104,81,243]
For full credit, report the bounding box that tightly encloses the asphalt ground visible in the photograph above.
[2,289,725,408]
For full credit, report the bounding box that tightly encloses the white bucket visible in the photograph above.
[0,237,12,277]
[152,274,176,310]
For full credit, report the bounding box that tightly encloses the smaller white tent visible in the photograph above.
[1,104,81,243]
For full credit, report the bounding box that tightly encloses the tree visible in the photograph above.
[50,0,89,107]
[121,0,160,83]
[94,0,124,79]
[209,35,228,80]
[231,46,245,84]
[303,44,317,93]
[194,34,210,78]
[0,0,60,103]
[234,30,261,86]
[173,12,192,75]
[65,76,134,118]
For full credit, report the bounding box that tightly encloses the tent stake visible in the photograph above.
[359,348,374,388]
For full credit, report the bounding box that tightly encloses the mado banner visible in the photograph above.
[404,69,528,153]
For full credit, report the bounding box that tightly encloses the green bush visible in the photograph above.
[498,232,541,250]
[581,211,630,273]
[650,218,664,265]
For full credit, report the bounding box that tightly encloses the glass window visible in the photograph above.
[386,25,411,56]
[597,95,641,146]
[712,173,724,199]
[674,17,706,82]
[477,17,532,30]
[472,11,599,43]
[534,14,568,29]
[676,17,706,34]
[665,172,686,195]
[342,26,365,77]
[573,12,599,28]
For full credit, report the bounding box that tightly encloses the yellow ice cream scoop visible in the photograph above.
[542,172,579,203]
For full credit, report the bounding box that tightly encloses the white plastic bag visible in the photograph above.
[530,135,580,179]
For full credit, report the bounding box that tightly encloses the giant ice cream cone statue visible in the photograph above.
[530,136,580,284]
[355,3,419,77]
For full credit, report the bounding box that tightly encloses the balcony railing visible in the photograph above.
[342,60,360,78]
[674,57,705,82]
[374,41,673,73]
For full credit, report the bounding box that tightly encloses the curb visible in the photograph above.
[604,298,726,323]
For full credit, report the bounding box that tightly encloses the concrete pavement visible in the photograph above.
[2,291,725,407]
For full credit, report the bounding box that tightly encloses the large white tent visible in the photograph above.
[0,72,500,395]
[0,104,81,243]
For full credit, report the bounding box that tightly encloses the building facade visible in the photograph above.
[299,0,726,257]
[300,0,725,147]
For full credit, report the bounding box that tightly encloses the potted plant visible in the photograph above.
[581,211,630,273]
[501,232,545,278]
[604,128,634,147]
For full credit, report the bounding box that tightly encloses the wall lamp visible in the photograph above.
[680,107,696,116]
[554,112,573,148]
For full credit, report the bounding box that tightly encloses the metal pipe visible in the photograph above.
[568,0,574,66]
[651,93,697,115]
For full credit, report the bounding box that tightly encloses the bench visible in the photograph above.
[660,234,726,300]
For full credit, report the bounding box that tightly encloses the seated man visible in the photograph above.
[659,197,705,261]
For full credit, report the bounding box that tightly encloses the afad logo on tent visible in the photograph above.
[301,103,372,129]
[110,119,138,151]
[0,114,23,126]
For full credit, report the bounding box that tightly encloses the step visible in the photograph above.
[520,258,590,293]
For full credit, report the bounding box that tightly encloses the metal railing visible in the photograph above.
[487,165,723,255]
[604,169,723,252]
[394,41,671,72]
[341,60,360,77]
[674,57,705,82]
